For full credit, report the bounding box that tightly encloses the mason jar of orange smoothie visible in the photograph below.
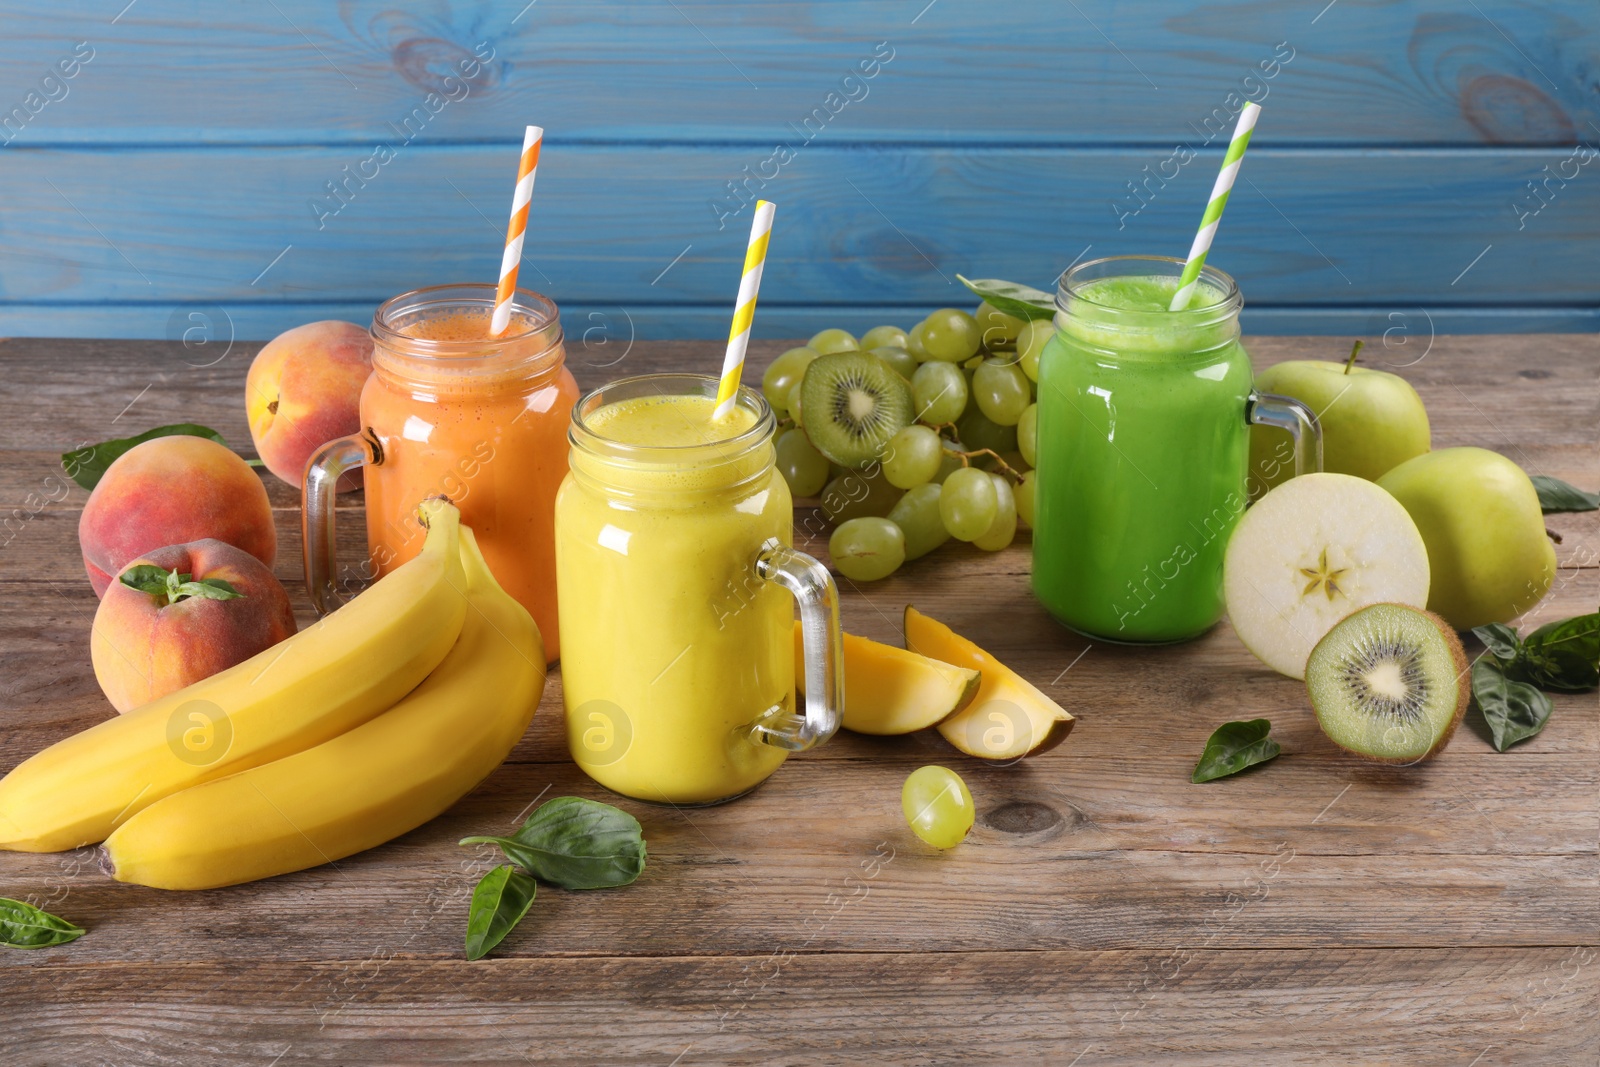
[303,283,576,662]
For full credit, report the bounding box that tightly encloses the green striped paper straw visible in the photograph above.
[1169,100,1262,311]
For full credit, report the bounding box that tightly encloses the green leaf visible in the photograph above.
[118,564,176,596]
[1191,719,1281,783]
[956,275,1057,321]
[464,865,536,961]
[1472,657,1554,751]
[0,897,85,949]
[174,578,245,602]
[1530,475,1600,514]
[1471,622,1524,665]
[1518,613,1599,693]
[461,796,646,890]
[61,424,229,492]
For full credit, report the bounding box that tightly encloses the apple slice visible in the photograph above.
[794,621,979,735]
[903,606,1074,760]
[1223,472,1430,680]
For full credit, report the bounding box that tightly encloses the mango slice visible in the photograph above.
[794,621,980,735]
[903,606,1074,760]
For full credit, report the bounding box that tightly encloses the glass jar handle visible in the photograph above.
[302,429,381,617]
[748,539,843,752]
[1247,392,1323,478]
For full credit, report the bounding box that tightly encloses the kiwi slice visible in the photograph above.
[799,351,914,468]
[1306,603,1469,764]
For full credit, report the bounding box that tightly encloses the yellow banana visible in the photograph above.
[102,526,544,890]
[0,500,468,853]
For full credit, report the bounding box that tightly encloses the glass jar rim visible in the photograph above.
[1058,255,1242,316]
[371,283,564,362]
[570,373,775,464]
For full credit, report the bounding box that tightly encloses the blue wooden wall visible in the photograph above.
[0,1,1595,344]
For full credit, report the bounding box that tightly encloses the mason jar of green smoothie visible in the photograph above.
[1032,255,1319,643]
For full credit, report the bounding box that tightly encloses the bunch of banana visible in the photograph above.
[0,498,469,853]
[0,500,545,890]
[102,523,545,889]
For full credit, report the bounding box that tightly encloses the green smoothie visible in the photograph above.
[1032,265,1252,642]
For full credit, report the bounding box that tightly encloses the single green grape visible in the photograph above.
[972,358,1031,426]
[1017,319,1055,383]
[911,362,968,426]
[954,407,1018,456]
[971,473,1017,551]
[906,320,933,362]
[901,765,974,849]
[940,466,998,541]
[919,308,983,363]
[829,517,906,582]
[1015,470,1037,528]
[869,345,918,382]
[820,467,903,523]
[775,428,829,497]
[761,346,820,414]
[1017,403,1038,466]
[808,328,858,355]
[787,381,805,427]
[887,483,951,560]
[861,324,909,350]
[881,425,944,489]
[975,301,1026,348]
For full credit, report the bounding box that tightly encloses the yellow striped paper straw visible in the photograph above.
[713,199,777,421]
[1169,101,1261,311]
[491,124,544,337]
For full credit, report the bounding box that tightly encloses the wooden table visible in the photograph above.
[2,335,1596,1066]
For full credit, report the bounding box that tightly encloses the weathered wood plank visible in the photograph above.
[3,948,1596,1066]
[3,1,1594,146]
[0,146,1593,315]
[0,768,1594,961]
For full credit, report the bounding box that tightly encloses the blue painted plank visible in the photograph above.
[0,144,1592,313]
[0,303,1593,343]
[0,1,1592,146]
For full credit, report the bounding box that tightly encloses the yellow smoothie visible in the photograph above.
[555,391,797,804]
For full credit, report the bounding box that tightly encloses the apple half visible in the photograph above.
[1223,472,1431,680]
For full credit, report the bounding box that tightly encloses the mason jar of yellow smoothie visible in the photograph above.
[555,373,843,804]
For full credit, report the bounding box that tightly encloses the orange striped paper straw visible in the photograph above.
[491,124,544,337]
[713,199,776,421]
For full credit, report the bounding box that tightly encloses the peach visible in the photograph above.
[246,320,373,488]
[79,435,275,597]
[91,539,296,712]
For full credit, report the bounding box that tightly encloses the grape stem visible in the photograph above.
[956,448,1023,483]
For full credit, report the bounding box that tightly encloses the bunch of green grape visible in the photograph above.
[762,303,1056,583]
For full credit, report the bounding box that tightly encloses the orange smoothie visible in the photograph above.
[363,293,576,662]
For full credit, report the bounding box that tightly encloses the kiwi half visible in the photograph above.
[799,351,914,468]
[1305,603,1469,764]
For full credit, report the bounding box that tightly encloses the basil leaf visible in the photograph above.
[1471,622,1525,669]
[0,898,85,949]
[1192,719,1281,783]
[1530,475,1600,514]
[1472,657,1554,750]
[174,578,245,602]
[1519,613,1599,692]
[61,424,230,492]
[119,564,175,596]
[956,275,1057,321]
[461,796,646,890]
[464,865,536,961]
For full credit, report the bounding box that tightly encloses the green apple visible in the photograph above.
[1377,447,1556,631]
[1249,342,1430,498]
